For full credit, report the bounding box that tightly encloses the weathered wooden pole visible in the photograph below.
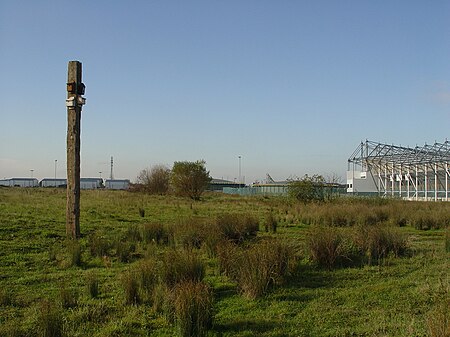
[66,61,86,239]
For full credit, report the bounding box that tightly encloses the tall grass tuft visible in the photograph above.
[37,299,63,337]
[173,218,206,250]
[426,300,449,337]
[174,281,214,337]
[121,270,140,305]
[161,250,205,288]
[216,240,241,277]
[235,239,295,299]
[445,229,450,253]
[306,226,348,269]
[67,240,82,267]
[86,272,99,299]
[135,258,159,303]
[264,212,277,233]
[216,213,259,244]
[142,222,170,245]
[59,282,78,309]
[89,233,111,257]
[353,225,408,264]
[152,283,174,319]
[115,239,136,263]
[125,224,142,242]
[0,288,15,306]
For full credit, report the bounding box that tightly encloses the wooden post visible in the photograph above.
[66,61,85,239]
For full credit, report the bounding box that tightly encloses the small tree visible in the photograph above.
[288,174,325,203]
[137,164,171,194]
[325,173,343,201]
[171,160,211,200]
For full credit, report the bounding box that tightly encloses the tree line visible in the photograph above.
[135,160,211,200]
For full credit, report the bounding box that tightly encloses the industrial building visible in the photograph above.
[105,179,130,190]
[207,178,243,192]
[80,178,104,189]
[347,140,450,201]
[40,178,67,188]
[0,178,39,187]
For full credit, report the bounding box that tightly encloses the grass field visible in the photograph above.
[0,188,448,336]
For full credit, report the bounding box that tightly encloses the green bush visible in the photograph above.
[173,281,213,337]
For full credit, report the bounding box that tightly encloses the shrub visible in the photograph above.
[137,164,171,195]
[86,272,99,299]
[171,160,211,200]
[161,250,205,288]
[173,281,213,337]
[121,270,140,305]
[306,226,349,269]
[37,300,63,337]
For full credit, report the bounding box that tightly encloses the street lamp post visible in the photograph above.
[238,156,242,187]
[54,160,57,187]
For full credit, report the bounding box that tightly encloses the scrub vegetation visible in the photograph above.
[0,187,448,336]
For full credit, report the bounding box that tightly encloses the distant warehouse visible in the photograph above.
[105,179,130,190]
[80,178,104,189]
[40,178,67,188]
[0,178,39,187]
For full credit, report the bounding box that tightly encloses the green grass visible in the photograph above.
[0,188,448,336]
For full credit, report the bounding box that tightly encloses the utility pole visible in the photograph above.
[66,61,86,239]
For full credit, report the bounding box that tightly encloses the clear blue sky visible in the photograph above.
[1,1,449,183]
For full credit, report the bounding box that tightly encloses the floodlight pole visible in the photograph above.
[238,156,242,187]
[66,61,85,239]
